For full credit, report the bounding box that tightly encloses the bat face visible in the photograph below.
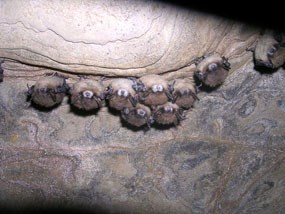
[138,74,170,106]
[121,103,152,127]
[153,102,185,125]
[106,78,137,110]
[254,31,285,69]
[70,79,105,111]
[170,79,198,109]
[195,53,231,87]
[27,73,69,108]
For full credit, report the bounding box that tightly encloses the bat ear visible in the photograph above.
[64,81,70,93]
[129,96,138,107]
[166,90,174,102]
[104,86,112,99]
[168,80,175,93]
[222,57,231,70]
[130,77,146,92]
[27,84,34,97]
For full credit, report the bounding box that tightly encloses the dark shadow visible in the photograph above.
[67,97,101,117]
[160,0,285,32]
[0,62,3,82]
[254,64,280,74]
[151,122,177,130]
[68,104,101,116]
[27,100,62,112]
[0,205,110,214]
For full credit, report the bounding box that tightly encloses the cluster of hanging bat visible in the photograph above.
[25,30,284,129]
[26,52,230,128]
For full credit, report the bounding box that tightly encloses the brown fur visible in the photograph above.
[107,78,137,110]
[171,79,198,109]
[153,102,184,125]
[254,30,285,69]
[70,79,104,110]
[29,74,68,108]
[139,74,170,106]
[195,53,230,87]
[121,103,152,127]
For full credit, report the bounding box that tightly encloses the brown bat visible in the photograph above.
[105,78,138,111]
[254,30,285,69]
[195,52,231,87]
[138,74,172,106]
[27,73,69,108]
[121,103,153,128]
[70,78,105,111]
[153,102,185,125]
[169,78,199,109]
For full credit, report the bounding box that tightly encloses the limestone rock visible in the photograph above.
[0,1,284,213]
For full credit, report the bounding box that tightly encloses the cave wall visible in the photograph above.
[0,1,284,213]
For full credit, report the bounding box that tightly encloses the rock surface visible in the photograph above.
[0,1,284,214]
[1,60,285,214]
[0,0,258,77]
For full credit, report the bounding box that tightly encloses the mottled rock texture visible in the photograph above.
[0,0,284,214]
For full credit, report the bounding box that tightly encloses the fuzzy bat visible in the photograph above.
[105,78,137,111]
[138,74,172,106]
[121,103,153,128]
[27,73,69,108]
[169,78,199,109]
[153,102,185,125]
[254,30,285,69]
[195,53,231,87]
[70,79,105,111]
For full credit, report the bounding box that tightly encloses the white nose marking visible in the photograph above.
[83,90,94,98]
[118,89,128,97]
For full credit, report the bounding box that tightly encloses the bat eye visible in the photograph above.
[82,90,94,98]
[208,63,218,72]
[117,89,129,97]
[136,109,146,116]
[267,45,278,57]
[164,105,173,113]
[152,84,163,93]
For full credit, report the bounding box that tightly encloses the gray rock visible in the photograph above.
[0,1,284,214]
